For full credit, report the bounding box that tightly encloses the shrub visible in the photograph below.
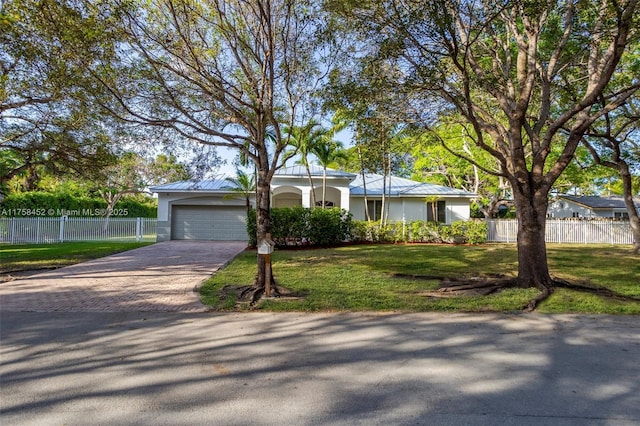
[271,206,309,246]
[307,208,353,246]
[244,207,488,248]
[408,221,442,243]
[463,220,488,244]
[353,219,488,245]
[114,198,157,218]
[351,221,406,243]
[246,207,353,247]
[0,192,62,213]
[246,208,258,247]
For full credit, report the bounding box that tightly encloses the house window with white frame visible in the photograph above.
[427,201,446,223]
[366,200,383,221]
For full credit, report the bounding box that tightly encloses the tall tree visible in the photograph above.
[45,0,333,298]
[409,123,513,218]
[225,169,256,218]
[0,0,116,194]
[146,154,193,186]
[97,152,192,220]
[311,139,346,207]
[326,57,421,223]
[282,120,326,207]
[330,0,639,307]
[582,97,640,253]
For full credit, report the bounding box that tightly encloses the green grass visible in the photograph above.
[200,243,640,314]
[0,241,153,274]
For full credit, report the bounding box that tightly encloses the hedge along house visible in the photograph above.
[151,165,476,242]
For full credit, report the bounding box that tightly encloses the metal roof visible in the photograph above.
[559,195,639,210]
[350,173,476,197]
[150,180,234,192]
[274,165,357,179]
[150,169,476,198]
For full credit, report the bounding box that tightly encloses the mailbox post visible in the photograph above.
[257,233,275,297]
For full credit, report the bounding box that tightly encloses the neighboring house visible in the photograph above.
[151,165,476,241]
[548,195,640,219]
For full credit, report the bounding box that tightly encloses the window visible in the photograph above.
[366,200,382,221]
[614,212,629,219]
[427,201,446,223]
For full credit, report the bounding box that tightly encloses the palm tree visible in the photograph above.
[312,139,347,208]
[225,169,256,217]
[330,109,372,221]
[282,120,326,207]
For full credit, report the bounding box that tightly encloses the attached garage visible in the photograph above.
[150,180,253,242]
[171,205,247,241]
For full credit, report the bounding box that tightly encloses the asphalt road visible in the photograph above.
[1,311,639,425]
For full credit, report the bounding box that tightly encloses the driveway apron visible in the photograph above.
[0,241,247,312]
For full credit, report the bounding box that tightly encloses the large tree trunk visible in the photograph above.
[513,188,554,290]
[619,164,640,254]
[254,169,272,290]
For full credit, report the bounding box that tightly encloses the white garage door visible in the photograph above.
[171,205,248,241]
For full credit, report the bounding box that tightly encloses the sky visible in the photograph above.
[209,128,354,179]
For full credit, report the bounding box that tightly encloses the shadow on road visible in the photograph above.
[1,312,639,425]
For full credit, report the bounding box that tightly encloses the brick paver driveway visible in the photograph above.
[0,241,247,312]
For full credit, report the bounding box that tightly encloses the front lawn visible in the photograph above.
[200,244,640,314]
[0,241,152,275]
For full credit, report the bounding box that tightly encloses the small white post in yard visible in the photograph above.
[257,233,276,297]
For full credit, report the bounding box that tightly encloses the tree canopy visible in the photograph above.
[0,0,117,194]
[326,0,640,304]
[38,0,339,296]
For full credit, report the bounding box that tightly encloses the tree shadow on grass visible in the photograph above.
[392,272,640,312]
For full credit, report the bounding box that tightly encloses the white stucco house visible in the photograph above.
[548,195,639,219]
[150,165,476,241]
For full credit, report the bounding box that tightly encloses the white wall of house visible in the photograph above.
[447,199,472,223]
[396,198,426,222]
[348,198,367,221]
[348,196,471,224]
[548,200,606,218]
[271,176,351,210]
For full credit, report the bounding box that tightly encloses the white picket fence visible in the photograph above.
[0,217,157,244]
[1,217,633,245]
[486,219,634,245]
